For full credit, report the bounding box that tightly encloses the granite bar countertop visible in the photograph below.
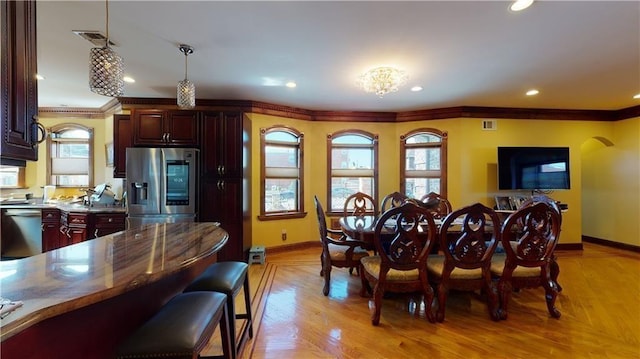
[0,222,228,342]
[0,200,126,213]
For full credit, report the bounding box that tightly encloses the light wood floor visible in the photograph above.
[204,242,640,359]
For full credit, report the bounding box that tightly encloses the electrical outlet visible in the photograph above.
[281,229,287,241]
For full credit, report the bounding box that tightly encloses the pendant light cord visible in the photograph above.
[105,0,110,46]
[184,52,189,80]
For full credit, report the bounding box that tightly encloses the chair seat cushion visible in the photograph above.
[360,256,420,281]
[426,255,483,280]
[490,253,541,277]
[116,292,226,358]
[184,261,248,295]
[328,243,369,261]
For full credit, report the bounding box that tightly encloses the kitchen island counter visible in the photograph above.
[0,222,228,358]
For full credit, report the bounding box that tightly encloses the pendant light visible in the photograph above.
[177,44,195,109]
[89,0,124,97]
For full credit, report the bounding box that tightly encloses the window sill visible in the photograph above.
[258,212,307,221]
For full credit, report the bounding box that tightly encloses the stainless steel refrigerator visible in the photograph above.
[125,148,199,229]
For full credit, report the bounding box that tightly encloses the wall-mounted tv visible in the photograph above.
[497,147,570,190]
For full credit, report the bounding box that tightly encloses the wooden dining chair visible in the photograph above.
[490,202,562,319]
[314,196,370,296]
[515,194,563,291]
[343,191,379,218]
[426,203,501,322]
[419,192,452,219]
[360,201,438,325]
[380,191,409,213]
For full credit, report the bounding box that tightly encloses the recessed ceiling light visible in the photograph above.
[526,89,539,96]
[123,76,135,83]
[285,82,297,88]
[510,0,534,12]
[633,93,640,99]
[36,74,45,80]
[411,86,423,92]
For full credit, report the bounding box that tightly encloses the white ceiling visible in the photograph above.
[36,1,640,112]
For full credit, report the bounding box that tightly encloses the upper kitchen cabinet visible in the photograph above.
[132,109,199,147]
[201,111,248,178]
[113,114,132,178]
[1,0,44,164]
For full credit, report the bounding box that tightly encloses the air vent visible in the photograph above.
[72,30,117,47]
[482,119,497,130]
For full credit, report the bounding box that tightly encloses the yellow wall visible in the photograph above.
[6,115,120,200]
[12,112,638,249]
[582,117,640,246]
[247,114,640,249]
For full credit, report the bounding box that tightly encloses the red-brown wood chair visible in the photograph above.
[314,196,370,296]
[426,203,501,322]
[380,191,409,213]
[343,191,379,218]
[515,194,563,291]
[490,202,562,319]
[360,201,438,325]
[419,192,452,219]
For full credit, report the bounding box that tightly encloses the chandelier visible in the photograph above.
[89,0,124,97]
[177,44,195,109]
[357,66,408,98]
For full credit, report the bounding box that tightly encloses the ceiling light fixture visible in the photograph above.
[510,0,534,12]
[526,89,539,96]
[357,66,408,98]
[89,0,124,97]
[633,93,640,99]
[177,44,195,109]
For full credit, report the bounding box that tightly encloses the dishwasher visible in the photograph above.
[1,208,42,259]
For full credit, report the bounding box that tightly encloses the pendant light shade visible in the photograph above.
[89,0,124,97]
[177,44,195,109]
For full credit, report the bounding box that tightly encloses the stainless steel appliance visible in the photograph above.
[1,208,42,258]
[126,148,199,228]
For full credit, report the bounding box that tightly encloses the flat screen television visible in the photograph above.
[497,147,570,190]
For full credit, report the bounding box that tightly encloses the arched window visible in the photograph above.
[327,130,378,213]
[47,123,94,188]
[400,128,447,199]
[259,126,305,219]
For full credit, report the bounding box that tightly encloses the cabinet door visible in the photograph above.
[41,209,60,251]
[113,114,132,178]
[68,227,86,245]
[201,111,245,178]
[133,109,166,146]
[0,0,40,163]
[200,177,247,261]
[92,213,126,238]
[42,223,60,251]
[165,110,199,146]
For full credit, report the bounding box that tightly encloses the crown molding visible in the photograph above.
[42,98,640,122]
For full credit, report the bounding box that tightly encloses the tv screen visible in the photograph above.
[497,147,570,190]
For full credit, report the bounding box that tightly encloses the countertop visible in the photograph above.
[0,222,228,342]
[0,200,126,213]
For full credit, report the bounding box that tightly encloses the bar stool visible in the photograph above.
[115,291,232,359]
[184,261,253,359]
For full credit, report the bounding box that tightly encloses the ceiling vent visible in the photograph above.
[482,119,497,130]
[72,30,117,47]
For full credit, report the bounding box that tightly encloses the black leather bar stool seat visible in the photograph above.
[184,262,253,359]
[115,291,232,359]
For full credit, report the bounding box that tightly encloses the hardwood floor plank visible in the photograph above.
[202,243,640,358]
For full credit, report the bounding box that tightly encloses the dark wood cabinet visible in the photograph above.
[199,111,251,262]
[0,0,43,164]
[113,114,132,178]
[91,212,126,239]
[201,111,245,178]
[41,208,60,252]
[59,211,126,246]
[132,109,199,147]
